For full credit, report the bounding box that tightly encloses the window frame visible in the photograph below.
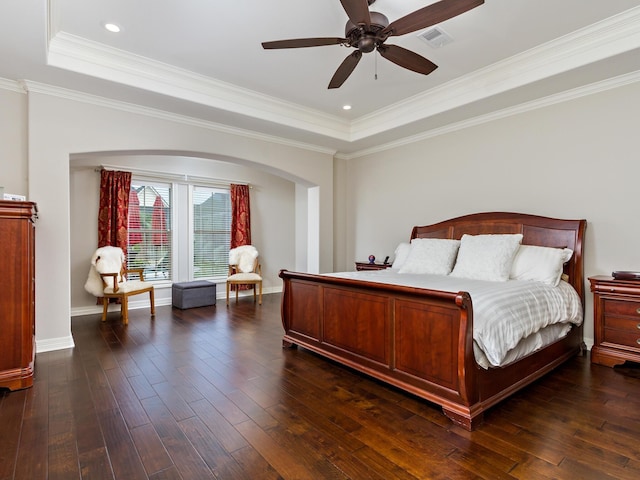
[128,175,232,285]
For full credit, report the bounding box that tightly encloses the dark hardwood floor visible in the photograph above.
[2,293,640,479]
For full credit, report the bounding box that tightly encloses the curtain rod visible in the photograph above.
[96,165,251,188]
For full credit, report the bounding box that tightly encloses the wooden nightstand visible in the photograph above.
[590,275,640,367]
[355,262,392,271]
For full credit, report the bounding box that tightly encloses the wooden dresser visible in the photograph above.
[590,275,640,367]
[0,200,37,390]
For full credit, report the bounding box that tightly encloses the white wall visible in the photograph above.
[343,80,640,347]
[69,155,296,313]
[0,86,27,195]
[22,86,334,352]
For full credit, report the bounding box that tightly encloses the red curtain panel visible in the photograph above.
[230,184,251,249]
[230,184,252,291]
[98,170,132,254]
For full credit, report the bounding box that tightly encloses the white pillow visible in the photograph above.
[398,238,461,275]
[450,234,523,282]
[510,245,573,286]
[392,242,412,270]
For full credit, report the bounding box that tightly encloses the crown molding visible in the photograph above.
[22,80,337,156]
[0,78,26,94]
[47,32,351,142]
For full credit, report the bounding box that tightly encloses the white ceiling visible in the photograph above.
[2,0,640,156]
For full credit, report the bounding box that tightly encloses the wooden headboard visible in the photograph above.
[411,212,587,303]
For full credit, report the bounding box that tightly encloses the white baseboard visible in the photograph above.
[36,335,75,353]
[71,297,173,317]
[70,286,283,317]
[584,336,594,350]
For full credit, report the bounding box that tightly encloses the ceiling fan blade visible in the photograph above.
[328,50,363,89]
[339,0,371,27]
[262,38,346,49]
[382,0,484,37]
[378,44,438,76]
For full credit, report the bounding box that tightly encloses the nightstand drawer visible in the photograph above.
[604,315,640,332]
[604,327,640,350]
[603,299,640,317]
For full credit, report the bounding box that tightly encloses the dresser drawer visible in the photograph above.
[603,299,640,317]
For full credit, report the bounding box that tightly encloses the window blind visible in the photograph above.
[192,186,231,278]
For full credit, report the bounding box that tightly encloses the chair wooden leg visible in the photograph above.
[259,281,262,305]
[121,296,129,325]
[226,282,230,306]
[101,297,109,321]
[235,285,239,303]
[149,289,155,316]
[253,285,256,303]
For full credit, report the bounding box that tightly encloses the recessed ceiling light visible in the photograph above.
[103,22,121,33]
[343,105,352,110]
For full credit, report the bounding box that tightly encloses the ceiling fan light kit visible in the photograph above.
[261,0,484,89]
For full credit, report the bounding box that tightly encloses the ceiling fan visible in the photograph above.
[261,0,484,89]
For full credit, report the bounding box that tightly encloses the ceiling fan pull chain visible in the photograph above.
[375,50,378,80]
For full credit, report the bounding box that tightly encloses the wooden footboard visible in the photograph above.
[279,269,485,428]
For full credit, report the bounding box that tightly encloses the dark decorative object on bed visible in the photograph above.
[279,212,586,430]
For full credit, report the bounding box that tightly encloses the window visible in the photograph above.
[128,182,172,280]
[193,186,231,278]
[127,180,231,282]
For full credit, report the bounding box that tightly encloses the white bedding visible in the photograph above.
[324,270,583,369]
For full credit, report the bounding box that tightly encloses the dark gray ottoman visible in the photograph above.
[172,281,216,309]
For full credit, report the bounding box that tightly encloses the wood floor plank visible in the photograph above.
[78,447,114,480]
[152,381,195,422]
[48,432,82,480]
[140,395,216,479]
[147,466,183,480]
[266,402,388,480]
[129,423,174,476]
[178,415,248,478]
[96,408,148,480]
[0,389,27,479]
[188,398,249,454]
[13,372,49,480]
[177,366,250,426]
[105,367,151,429]
[127,374,158,401]
[224,388,279,429]
[234,418,322,479]
[229,445,283,480]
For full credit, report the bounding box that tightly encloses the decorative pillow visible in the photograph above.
[510,245,573,286]
[450,234,523,282]
[398,238,461,275]
[391,242,412,270]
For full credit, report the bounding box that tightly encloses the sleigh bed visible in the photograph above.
[279,212,586,430]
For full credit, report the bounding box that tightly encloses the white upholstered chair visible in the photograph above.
[226,245,262,306]
[84,246,155,325]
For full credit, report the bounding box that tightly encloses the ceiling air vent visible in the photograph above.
[418,26,453,48]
